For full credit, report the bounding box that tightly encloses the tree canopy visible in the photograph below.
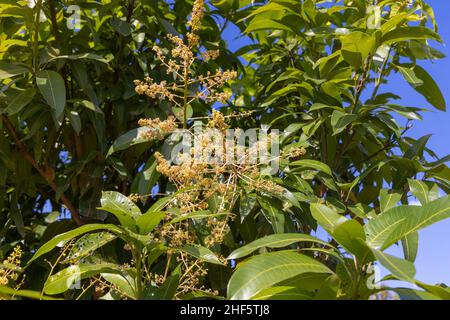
[0,0,449,300]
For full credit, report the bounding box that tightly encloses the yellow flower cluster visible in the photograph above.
[187,0,204,33]
[0,246,22,286]
[283,146,307,159]
[202,49,220,61]
[133,0,237,109]
[137,116,177,141]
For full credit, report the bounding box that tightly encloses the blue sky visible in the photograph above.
[384,0,450,286]
[222,0,450,286]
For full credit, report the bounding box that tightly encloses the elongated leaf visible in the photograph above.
[252,286,313,300]
[47,53,109,64]
[136,211,165,235]
[111,17,132,36]
[393,287,441,300]
[408,179,439,205]
[101,273,136,299]
[166,210,227,225]
[379,189,402,212]
[99,191,141,228]
[10,192,24,238]
[0,62,30,80]
[290,159,333,176]
[396,65,423,87]
[333,220,371,262]
[382,26,441,45]
[28,224,124,264]
[245,19,296,34]
[106,127,151,157]
[0,285,59,300]
[227,233,330,260]
[330,111,358,135]
[176,245,223,265]
[156,269,180,300]
[401,232,419,262]
[44,263,122,295]
[63,232,117,263]
[69,110,81,134]
[258,197,285,234]
[227,251,332,300]
[309,203,346,233]
[372,249,416,283]
[366,195,450,249]
[407,65,446,111]
[131,157,160,196]
[340,31,376,68]
[36,70,66,119]
[3,88,35,115]
[415,280,450,300]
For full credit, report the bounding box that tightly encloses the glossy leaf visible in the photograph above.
[176,245,223,265]
[28,224,124,264]
[227,251,332,300]
[227,233,330,260]
[44,264,122,295]
[136,211,165,235]
[99,191,141,228]
[35,70,66,120]
[366,195,450,249]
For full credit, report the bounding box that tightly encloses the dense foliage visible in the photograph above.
[0,0,449,300]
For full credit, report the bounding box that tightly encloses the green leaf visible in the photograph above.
[10,192,25,238]
[314,274,340,300]
[227,233,330,260]
[136,211,165,235]
[111,17,132,36]
[0,285,59,300]
[372,249,416,283]
[258,196,285,234]
[415,280,450,300]
[131,157,160,196]
[63,232,117,263]
[290,159,333,176]
[340,31,376,68]
[166,210,227,225]
[0,62,30,80]
[156,268,180,300]
[381,26,441,45]
[366,195,450,249]
[239,192,257,222]
[227,251,332,300]
[245,19,295,34]
[333,220,371,262]
[69,110,81,135]
[379,189,402,213]
[401,232,419,262]
[408,179,440,205]
[309,203,346,233]
[35,70,66,120]
[406,65,446,111]
[106,127,151,157]
[3,88,35,115]
[330,110,358,135]
[44,264,122,295]
[251,286,313,300]
[392,287,441,300]
[28,224,124,264]
[99,191,141,228]
[176,245,223,265]
[47,53,109,64]
[101,273,136,299]
[396,65,423,87]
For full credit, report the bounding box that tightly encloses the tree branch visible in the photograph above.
[1,115,84,225]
